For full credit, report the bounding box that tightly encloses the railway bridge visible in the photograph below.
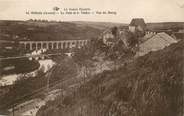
[19,39,89,50]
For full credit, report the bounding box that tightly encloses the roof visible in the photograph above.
[129,18,146,28]
[156,32,177,44]
[103,28,113,34]
[137,32,177,56]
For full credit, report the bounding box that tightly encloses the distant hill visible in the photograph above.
[37,40,183,116]
[71,21,127,30]
[0,20,117,41]
[146,22,184,31]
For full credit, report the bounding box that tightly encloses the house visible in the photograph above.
[136,32,177,57]
[129,18,146,33]
[102,27,133,48]
[105,38,117,46]
[102,29,115,46]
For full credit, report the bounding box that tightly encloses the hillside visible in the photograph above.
[71,21,126,30]
[37,40,184,116]
[147,22,184,31]
[0,20,105,41]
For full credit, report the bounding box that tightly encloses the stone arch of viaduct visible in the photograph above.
[19,40,89,50]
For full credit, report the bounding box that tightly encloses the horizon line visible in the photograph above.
[0,19,184,24]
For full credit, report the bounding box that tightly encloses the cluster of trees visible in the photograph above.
[28,19,62,23]
[111,26,144,48]
[101,26,147,61]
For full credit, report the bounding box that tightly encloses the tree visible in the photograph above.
[126,31,139,48]
[73,45,94,82]
[37,66,45,77]
[111,26,119,38]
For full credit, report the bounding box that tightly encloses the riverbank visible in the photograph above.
[0,59,55,86]
[0,58,39,76]
[0,58,57,114]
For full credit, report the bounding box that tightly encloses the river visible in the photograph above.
[0,59,55,86]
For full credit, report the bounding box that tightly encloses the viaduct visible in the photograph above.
[19,40,89,50]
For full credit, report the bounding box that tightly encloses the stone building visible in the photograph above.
[102,29,116,46]
[129,18,146,33]
[102,27,131,48]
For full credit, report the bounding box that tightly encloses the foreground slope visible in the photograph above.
[37,40,184,116]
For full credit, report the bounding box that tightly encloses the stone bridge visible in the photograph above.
[19,40,89,50]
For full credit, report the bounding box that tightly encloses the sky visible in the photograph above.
[0,0,183,23]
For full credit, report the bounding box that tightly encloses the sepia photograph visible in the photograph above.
[0,0,184,116]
